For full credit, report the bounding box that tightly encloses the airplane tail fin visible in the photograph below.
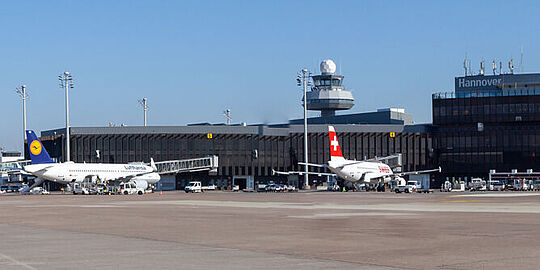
[328,126,344,162]
[26,130,55,164]
[150,158,157,172]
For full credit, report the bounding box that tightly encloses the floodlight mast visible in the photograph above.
[15,85,28,142]
[59,71,74,162]
[297,68,311,190]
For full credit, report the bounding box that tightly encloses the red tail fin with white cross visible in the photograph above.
[328,126,344,162]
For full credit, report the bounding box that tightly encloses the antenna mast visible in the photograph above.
[223,109,232,125]
[138,98,149,126]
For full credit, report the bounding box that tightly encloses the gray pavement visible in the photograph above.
[1,191,540,269]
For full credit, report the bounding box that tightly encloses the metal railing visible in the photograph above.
[433,88,540,99]
[153,155,219,174]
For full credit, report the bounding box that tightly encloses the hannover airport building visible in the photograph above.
[32,60,540,189]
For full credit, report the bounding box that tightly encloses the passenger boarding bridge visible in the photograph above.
[152,155,219,175]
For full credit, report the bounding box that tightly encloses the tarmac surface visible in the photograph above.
[1,191,540,269]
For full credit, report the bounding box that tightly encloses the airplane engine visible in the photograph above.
[132,179,149,190]
[132,173,160,185]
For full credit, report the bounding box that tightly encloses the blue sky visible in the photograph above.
[1,0,538,151]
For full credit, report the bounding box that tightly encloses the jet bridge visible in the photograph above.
[367,154,403,172]
[152,155,219,175]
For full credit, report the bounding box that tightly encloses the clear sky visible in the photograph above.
[1,0,538,151]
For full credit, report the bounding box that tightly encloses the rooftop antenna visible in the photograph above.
[509,58,514,74]
[492,61,497,75]
[520,45,524,73]
[138,97,149,126]
[479,60,485,76]
[499,61,503,75]
[468,60,472,76]
[463,56,468,76]
[223,109,232,125]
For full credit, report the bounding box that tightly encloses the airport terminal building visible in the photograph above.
[432,72,540,182]
[37,109,434,190]
[31,61,540,189]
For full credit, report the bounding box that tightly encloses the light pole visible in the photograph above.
[297,69,311,189]
[15,85,28,143]
[59,71,74,162]
[138,98,148,126]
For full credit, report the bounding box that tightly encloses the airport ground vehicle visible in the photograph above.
[119,181,145,195]
[470,178,487,191]
[488,181,505,191]
[185,181,202,193]
[73,182,97,195]
[506,179,525,191]
[395,180,422,193]
[533,180,540,191]
[203,184,217,191]
[30,187,49,195]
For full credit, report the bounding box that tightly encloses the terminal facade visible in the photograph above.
[38,110,434,190]
[432,72,540,183]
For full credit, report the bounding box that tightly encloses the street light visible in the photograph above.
[59,71,74,162]
[15,85,28,143]
[297,68,312,190]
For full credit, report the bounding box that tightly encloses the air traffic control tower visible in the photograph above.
[307,59,354,117]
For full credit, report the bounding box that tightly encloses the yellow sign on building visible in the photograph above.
[207,133,213,139]
[389,132,396,138]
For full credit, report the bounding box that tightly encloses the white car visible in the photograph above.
[206,184,217,191]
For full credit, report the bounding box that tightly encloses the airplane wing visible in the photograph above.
[392,167,441,177]
[94,171,154,186]
[272,169,336,177]
[297,162,328,168]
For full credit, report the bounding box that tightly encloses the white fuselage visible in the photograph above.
[23,162,160,185]
[327,159,393,183]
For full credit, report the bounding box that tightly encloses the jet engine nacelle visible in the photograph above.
[132,173,160,185]
[132,179,149,190]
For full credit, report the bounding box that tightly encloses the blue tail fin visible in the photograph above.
[26,130,55,164]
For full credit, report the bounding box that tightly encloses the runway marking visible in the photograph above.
[0,252,39,270]
[456,193,540,198]
[439,200,483,203]
[289,212,418,219]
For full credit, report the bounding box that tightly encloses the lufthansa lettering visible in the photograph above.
[458,77,502,88]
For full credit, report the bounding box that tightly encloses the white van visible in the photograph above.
[185,181,202,193]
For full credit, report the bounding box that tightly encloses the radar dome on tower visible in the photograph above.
[320,59,337,75]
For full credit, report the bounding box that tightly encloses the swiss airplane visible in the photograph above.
[22,130,160,191]
[274,126,440,189]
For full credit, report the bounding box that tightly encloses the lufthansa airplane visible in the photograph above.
[274,126,440,188]
[23,130,160,191]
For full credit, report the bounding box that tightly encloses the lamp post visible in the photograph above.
[297,69,311,189]
[15,85,28,143]
[59,71,74,162]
